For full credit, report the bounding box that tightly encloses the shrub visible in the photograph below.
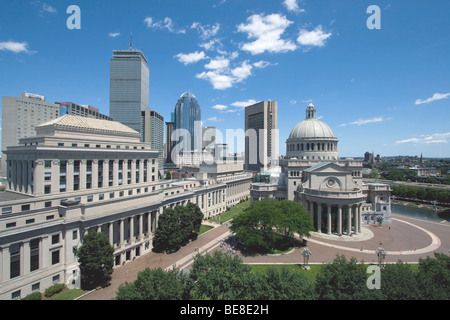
[44,283,65,298]
[22,291,42,300]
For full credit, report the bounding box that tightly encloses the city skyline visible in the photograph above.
[1,0,449,158]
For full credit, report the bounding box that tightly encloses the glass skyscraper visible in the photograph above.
[174,92,202,152]
[110,49,149,139]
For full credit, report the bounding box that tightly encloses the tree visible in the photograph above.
[153,203,205,252]
[380,261,420,300]
[153,207,181,252]
[416,252,450,300]
[249,267,316,300]
[115,267,188,300]
[76,230,114,290]
[230,199,314,253]
[189,251,252,300]
[315,255,372,300]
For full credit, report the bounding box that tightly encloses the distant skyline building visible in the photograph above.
[173,91,202,153]
[109,48,149,140]
[150,110,164,173]
[165,121,175,164]
[244,101,278,173]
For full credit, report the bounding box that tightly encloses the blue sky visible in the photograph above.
[1,0,449,158]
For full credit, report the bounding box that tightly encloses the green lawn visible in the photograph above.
[46,288,89,300]
[209,200,251,224]
[198,224,214,235]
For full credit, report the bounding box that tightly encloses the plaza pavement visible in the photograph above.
[78,213,450,300]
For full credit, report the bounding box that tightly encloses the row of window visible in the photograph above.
[288,142,337,152]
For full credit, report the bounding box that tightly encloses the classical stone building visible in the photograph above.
[0,115,252,300]
[250,103,391,235]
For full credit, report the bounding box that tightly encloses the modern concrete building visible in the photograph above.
[250,102,391,236]
[109,49,150,139]
[1,93,111,177]
[0,115,252,300]
[1,93,60,176]
[245,101,278,173]
[56,102,112,121]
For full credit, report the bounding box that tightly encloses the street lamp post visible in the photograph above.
[375,241,387,267]
[301,247,312,270]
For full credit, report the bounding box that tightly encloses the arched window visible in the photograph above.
[307,143,310,151]
[301,144,304,151]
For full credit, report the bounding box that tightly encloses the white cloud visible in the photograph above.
[340,117,392,127]
[253,60,274,69]
[396,132,450,145]
[205,57,230,70]
[196,71,234,90]
[42,3,56,13]
[175,51,207,65]
[415,92,450,105]
[191,22,220,40]
[207,116,224,122]
[0,41,34,54]
[109,32,121,38]
[283,0,305,13]
[212,104,228,111]
[144,16,185,34]
[196,60,253,90]
[231,99,257,108]
[237,13,297,55]
[297,25,332,47]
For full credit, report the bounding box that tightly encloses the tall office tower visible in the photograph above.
[174,92,202,152]
[1,93,60,176]
[150,110,164,173]
[244,101,278,172]
[202,126,216,151]
[110,48,149,140]
[165,121,175,164]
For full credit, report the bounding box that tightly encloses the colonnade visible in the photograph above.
[306,200,362,235]
[85,210,159,265]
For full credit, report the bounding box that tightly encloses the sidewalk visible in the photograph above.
[79,222,229,300]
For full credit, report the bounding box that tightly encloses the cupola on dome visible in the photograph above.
[289,103,335,139]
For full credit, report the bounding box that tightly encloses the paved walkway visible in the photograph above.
[79,213,450,300]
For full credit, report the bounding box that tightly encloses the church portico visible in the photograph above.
[303,197,363,236]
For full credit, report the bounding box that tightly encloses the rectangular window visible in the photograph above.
[99,193,104,200]
[51,234,59,245]
[45,201,52,208]
[21,204,30,211]
[45,185,51,194]
[30,239,39,272]
[72,230,77,240]
[87,195,93,202]
[52,250,60,265]
[10,243,21,279]
[44,160,52,168]
[26,219,35,224]
[6,222,16,228]
[2,207,12,214]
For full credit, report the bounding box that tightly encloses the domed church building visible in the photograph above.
[250,103,391,236]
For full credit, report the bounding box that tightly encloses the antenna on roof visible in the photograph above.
[130,31,133,50]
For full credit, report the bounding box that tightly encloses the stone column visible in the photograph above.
[353,205,359,235]
[123,160,128,185]
[139,214,143,239]
[92,160,98,190]
[130,217,135,243]
[338,205,342,235]
[317,203,322,233]
[103,160,109,188]
[119,219,124,247]
[34,161,44,196]
[327,204,332,235]
[109,222,113,246]
[80,160,87,191]
[131,160,136,185]
[113,160,119,187]
[67,160,74,192]
[347,206,352,235]
[358,204,362,233]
